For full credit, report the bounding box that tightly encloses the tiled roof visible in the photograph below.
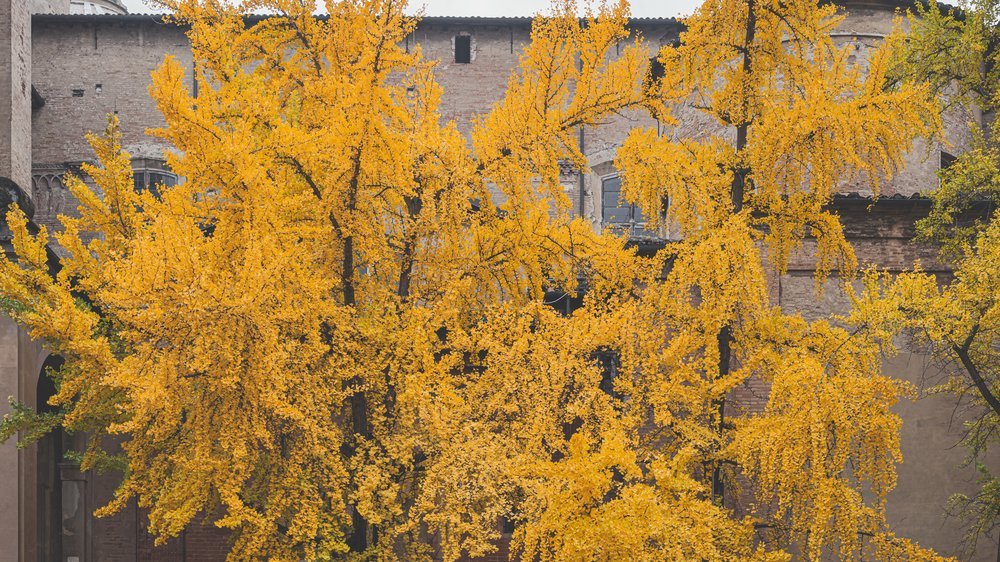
[832,192,933,203]
[31,0,962,25]
[32,12,680,24]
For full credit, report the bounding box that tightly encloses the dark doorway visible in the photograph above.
[36,354,64,562]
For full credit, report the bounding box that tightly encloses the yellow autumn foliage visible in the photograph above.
[0,0,952,560]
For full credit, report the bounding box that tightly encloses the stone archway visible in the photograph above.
[35,354,63,562]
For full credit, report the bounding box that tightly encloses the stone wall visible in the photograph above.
[30,0,71,14]
[0,2,38,561]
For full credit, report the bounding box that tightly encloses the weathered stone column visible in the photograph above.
[0,0,31,197]
[0,0,32,559]
[0,317,21,562]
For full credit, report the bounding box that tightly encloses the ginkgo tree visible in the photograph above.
[0,1,647,559]
[852,0,1000,556]
[607,0,943,558]
[0,0,952,560]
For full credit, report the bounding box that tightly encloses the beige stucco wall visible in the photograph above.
[781,242,998,560]
[0,316,21,562]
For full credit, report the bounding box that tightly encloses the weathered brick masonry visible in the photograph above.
[0,0,993,559]
[0,0,31,192]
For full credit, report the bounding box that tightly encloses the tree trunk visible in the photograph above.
[713,0,755,504]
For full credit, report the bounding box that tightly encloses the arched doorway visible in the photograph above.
[35,354,63,562]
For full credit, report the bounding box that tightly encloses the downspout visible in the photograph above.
[578,124,585,218]
[577,18,587,219]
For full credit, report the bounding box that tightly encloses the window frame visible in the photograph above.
[131,158,179,197]
[600,173,646,227]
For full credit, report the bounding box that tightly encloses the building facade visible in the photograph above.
[0,0,994,559]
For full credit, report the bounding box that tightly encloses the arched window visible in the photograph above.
[132,158,178,196]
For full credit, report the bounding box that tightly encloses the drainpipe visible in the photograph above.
[577,19,587,220]
[578,124,586,218]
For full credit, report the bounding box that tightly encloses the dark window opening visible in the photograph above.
[602,175,668,240]
[36,355,65,562]
[71,89,84,97]
[941,151,957,170]
[646,56,665,87]
[595,348,624,401]
[543,289,584,316]
[31,85,45,112]
[455,35,472,64]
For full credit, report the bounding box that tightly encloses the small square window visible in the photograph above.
[455,35,471,64]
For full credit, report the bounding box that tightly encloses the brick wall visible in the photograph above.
[29,9,972,229]
[1,0,32,193]
[30,16,193,234]
[134,516,230,562]
[777,203,999,561]
[31,17,192,165]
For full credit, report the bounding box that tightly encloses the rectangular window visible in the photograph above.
[939,151,957,190]
[601,176,664,239]
[455,35,471,64]
[601,176,629,223]
[133,170,147,193]
[602,176,638,224]
[148,172,178,189]
[647,57,665,86]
